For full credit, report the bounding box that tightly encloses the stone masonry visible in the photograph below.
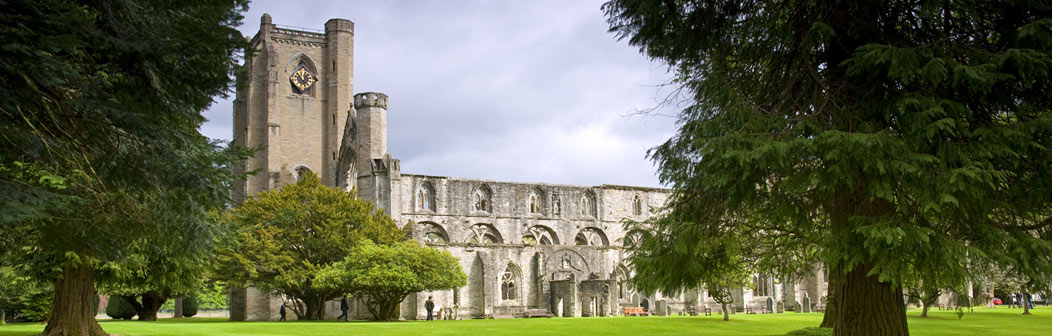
[230,14,828,321]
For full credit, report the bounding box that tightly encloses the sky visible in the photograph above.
[200,0,680,188]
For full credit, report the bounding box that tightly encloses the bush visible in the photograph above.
[182,294,199,317]
[786,327,833,336]
[14,289,51,322]
[106,296,136,320]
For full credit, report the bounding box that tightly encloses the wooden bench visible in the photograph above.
[524,308,552,318]
[623,307,651,316]
[745,303,769,314]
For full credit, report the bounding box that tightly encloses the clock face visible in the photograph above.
[290,65,316,93]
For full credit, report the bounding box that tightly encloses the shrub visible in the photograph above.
[182,294,199,317]
[105,296,136,320]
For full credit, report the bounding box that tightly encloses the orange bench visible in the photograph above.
[624,307,651,316]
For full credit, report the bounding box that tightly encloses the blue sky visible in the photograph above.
[201,0,679,188]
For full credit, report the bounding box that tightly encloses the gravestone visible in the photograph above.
[802,297,812,313]
[776,301,785,313]
[766,297,774,313]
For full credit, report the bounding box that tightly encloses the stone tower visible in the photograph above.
[229,14,355,321]
[340,92,402,221]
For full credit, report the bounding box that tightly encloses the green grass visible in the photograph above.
[1,308,1048,335]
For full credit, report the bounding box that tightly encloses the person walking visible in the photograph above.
[338,296,349,321]
[1008,293,1017,308]
[279,302,287,321]
[425,296,435,321]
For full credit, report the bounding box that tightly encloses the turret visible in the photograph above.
[354,92,388,173]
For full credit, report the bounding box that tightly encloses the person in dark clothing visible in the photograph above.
[338,296,349,321]
[425,296,435,321]
[279,302,287,321]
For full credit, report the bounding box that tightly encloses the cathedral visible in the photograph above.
[228,14,829,321]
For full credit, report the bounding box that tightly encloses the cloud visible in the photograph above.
[200,0,679,188]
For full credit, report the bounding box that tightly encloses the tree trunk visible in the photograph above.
[830,264,908,336]
[920,303,929,317]
[1022,293,1031,315]
[41,263,107,336]
[173,296,183,319]
[820,263,841,328]
[720,302,728,321]
[1,308,6,325]
[301,294,326,320]
[123,292,167,321]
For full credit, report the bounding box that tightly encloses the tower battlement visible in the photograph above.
[355,92,388,110]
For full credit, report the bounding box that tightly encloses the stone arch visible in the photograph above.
[614,264,631,301]
[574,227,609,246]
[528,187,546,214]
[418,221,448,244]
[499,263,523,302]
[290,164,312,183]
[285,53,320,96]
[417,181,436,212]
[621,229,645,248]
[473,184,493,212]
[580,190,597,217]
[546,249,590,280]
[468,223,503,244]
[522,225,559,245]
[632,194,643,216]
[468,252,486,318]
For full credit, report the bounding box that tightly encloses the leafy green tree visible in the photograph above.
[314,240,467,321]
[216,172,406,320]
[604,1,1052,335]
[0,0,250,334]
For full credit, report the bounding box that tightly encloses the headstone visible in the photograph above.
[766,297,774,313]
[802,297,812,313]
[776,301,785,313]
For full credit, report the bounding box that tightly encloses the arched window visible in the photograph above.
[581,192,596,217]
[501,265,520,301]
[632,195,643,216]
[419,222,448,244]
[418,182,436,212]
[529,188,545,214]
[615,266,630,300]
[474,185,492,212]
[468,224,502,244]
[575,227,608,246]
[294,166,312,182]
[522,225,558,245]
[623,230,644,248]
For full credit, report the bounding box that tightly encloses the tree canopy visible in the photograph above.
[604,1,1052,335]
[314,240,467,321]
[216,172,406,320]
[0,0,250,334]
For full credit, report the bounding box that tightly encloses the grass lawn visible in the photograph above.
[1,307,1048,335]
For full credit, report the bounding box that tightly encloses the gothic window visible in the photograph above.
[574,228,608,246]
[468,224,502,244]
[581,192,596,217]
[615,266,630,300]
[419,222,448,244]
[552,192,561,215]
[632,195,643,216]
[529,189,545,214]
[474,185,492,212]
[522,225,557,245]
[418,182,435,212]
[501,270,517,301]
[294,166,311,182]
[623,230,644,248]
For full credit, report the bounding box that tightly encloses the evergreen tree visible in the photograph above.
[604,1,1052,335]
[0,0,250,334]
